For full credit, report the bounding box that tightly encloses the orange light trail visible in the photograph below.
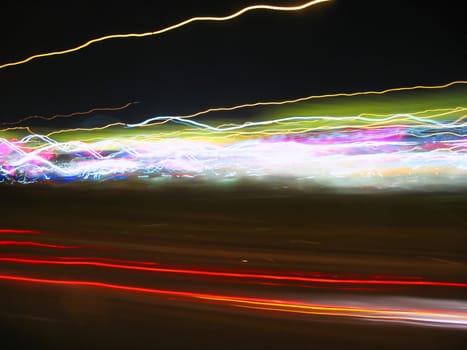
[171,81,467,121]
[1,257,466,288]
[0,0,330,70]
[0,273,465,326]
[32,80,467,137]
[1,102,138,126]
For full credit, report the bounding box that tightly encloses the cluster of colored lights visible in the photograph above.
[0,0,465,188]
[1,102,466,187]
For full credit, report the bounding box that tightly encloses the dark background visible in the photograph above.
[1,0,466,124]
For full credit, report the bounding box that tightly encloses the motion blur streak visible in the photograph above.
[1,81,466,188]
[0,0,330,70]
[2,121,466,187]
[0,229,40,234]
[1,102,138,127]
[55,256,158,266]
[27,81,467,134]
[126,112,456,128]
[0,241,82,249]
[1,257,466,288]
[0,274,465,327]
[234,304,467,326]
[173,80,467,120]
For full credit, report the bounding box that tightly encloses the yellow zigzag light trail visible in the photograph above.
[170,81,467,121]
[23,106,467,142]
[0,126,35,134]
[39,81,467,137]
[0,0,330,70]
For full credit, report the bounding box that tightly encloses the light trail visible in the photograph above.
[28,81,467,137]
[0,229,40,234]
[1,257,466,288]
[1,102,138,126]
[0,241,79,249]
[0,241,110,250]
[0,0,330,70]
[0,126,35,134]
[1,82,465,187]
[16,112,467,143]
[2,134,466,186]
[0,273,465,327]
[56,256,158,266]
[169,80,467,121]
[127,114,451,130]
[64,106,464,144]
[45,122,127,138]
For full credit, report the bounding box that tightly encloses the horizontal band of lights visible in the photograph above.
[1,273,466,327]
[1,82,466,188]
[1,227,466,328]
[1,256,466,288]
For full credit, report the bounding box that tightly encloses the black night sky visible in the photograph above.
[1,0,466,125]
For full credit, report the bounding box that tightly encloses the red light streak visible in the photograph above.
[0,273,465,326]
[56,256,158,266]
[0,229,41,234]
[1,257,465,288]
[0,241,78,249]
[0,241,112,250]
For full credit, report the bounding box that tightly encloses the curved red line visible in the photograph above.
[1,273,465,321]
[0,241,76,249]
[56,256,157,265]
[1,257,465,288]
[0,229,40,234]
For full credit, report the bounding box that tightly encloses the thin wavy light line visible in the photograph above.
[0,0,330,70]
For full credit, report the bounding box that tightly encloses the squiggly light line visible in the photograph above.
[1,82,466,187]
[169,80,467,121]
[0,0,330,70]
[1,102,138,126]
[22,81,465,138]
[61,107,461,144]
[127,114,448,130]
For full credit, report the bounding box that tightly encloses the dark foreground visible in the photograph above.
[1,180,466,349]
